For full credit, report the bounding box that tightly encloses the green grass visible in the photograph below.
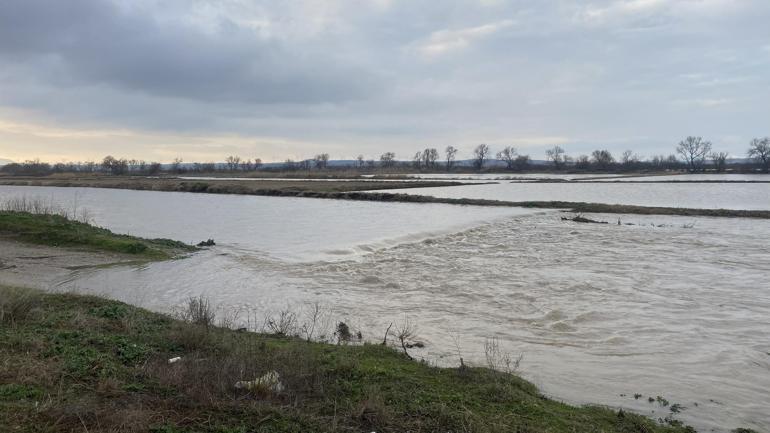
[0,211,195,259]
[0,286,698,433]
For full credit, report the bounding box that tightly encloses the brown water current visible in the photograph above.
[1,185,768,432]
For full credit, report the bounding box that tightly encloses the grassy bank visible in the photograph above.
[0,211,194,259]
[0,287,697,433]
[1,176,767,219]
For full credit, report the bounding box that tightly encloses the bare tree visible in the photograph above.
[472,144,490,171]
[422,148,439,169]
[102,155,128,175]
[545,145,566,169]
[575,154,591,170]
[496,146,518,170]
[513,154,531,171]
[314,153,330,169]
[380,152,396,168]
[171,158,184,174]
[591,149,615,170]
[444,145,458,171]
[621,150,639,165]
[748,137,770,173]
[676,136,712,172]
[710,152,729,172]
[239,159,252,171]
[412,151,423,169]
[357,154,365,168]
[148,162,162,175]
[225,155,241,171]
[253,158,262,170]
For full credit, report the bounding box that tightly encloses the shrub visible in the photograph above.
[0,286,40,326]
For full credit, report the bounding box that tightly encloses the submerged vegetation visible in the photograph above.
[0,201,194,259]
[0,286,697,433]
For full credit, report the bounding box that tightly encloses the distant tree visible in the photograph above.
[496,146,518,170]
[710,152,729,172]
[575,155,591,170]
[676,136,712,172]
[472,144,490,171]
[83,161,97,173]
[284,159,297,170]
[357,154,365,168]
[239,159,252,171]
[225,155,241,171]
[148,162,162,175]
[101,155,117,173]
[513,154,531,171]
[545,145,566,169]
[253,158,262,170]
[591,150,615,170]
[748,137,770,173]
[412,151,423,169]
[380,152,396,168]
[665,154,680,169]
[314,153,330,169]
[171,158,184,174]
[621,150,640,170]
[101,155,128,175]
[421,148,438,169]
[444,146,458,171]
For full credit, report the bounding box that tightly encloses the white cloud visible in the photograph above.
[412,20,514,58]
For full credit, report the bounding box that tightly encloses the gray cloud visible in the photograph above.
[0,0,372,104]
[0,0,769,161]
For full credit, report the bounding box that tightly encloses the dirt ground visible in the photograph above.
[0,239,138,290]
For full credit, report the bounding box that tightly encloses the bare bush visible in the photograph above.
[484,337,522,374]
[391,315,419,359]
[264,309,298,336]
[178,296,216,329]
[299,302,325,342]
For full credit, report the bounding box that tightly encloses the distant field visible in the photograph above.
[0,176,463,194]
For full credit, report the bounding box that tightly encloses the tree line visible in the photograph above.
[2,136,768,176]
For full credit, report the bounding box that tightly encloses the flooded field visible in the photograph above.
[381,181,770,210]
[1,184,768,432]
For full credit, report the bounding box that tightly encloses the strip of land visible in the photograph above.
[0,211,195,260]
[1,176,768,219]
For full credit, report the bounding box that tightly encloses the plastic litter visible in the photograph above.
[234,371,284,393]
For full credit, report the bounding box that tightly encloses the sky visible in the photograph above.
[1,0,769,163]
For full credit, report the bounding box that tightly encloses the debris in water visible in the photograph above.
[197,239,216,247]
[561,215,608,224]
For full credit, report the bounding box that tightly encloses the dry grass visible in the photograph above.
[0,286,40,326]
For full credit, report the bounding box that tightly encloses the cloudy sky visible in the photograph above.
[1,0,768,163]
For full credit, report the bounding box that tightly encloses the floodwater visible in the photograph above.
[380,182,770,210]
[586,174,770,182]
[1,184,768,433]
